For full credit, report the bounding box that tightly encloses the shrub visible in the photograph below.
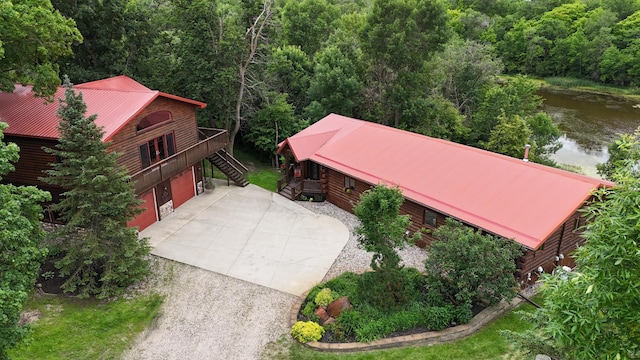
[306,286,323,304]
[301,301,317,318]
[357,268,421,311]
[323,272,359,300]
[314,288,334,307]
[337,309,362,337]
[453,303,473,325]
[425,218,524,306]
[290,321,325,343]
[425,306,453,331]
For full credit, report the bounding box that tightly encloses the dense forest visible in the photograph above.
[7,0,640,164]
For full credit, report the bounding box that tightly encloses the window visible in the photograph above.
[424,209,437,227]
[136,111,172,132]
[139,133,176,168]
[344,176,356,189]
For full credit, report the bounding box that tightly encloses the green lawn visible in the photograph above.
[8,293,163,360]
[263,296,542,360]
[206,147,282,191]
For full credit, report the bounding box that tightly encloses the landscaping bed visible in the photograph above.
[293,270,487,345]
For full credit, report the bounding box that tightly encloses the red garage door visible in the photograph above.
[127,189,157,232]
[171,167,196,209]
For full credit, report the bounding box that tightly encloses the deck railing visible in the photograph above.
[130,128,228,194]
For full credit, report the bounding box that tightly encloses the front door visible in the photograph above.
[308,161,320,180]
[156,179,173,219]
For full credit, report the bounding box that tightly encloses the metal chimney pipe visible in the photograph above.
[523,144,531,162]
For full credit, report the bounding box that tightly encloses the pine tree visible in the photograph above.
[42,76,150,299]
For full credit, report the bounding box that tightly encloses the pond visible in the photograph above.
[539,88,640,178]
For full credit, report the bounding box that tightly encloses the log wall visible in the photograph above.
[108,97,200,174]
[322,165,589,286]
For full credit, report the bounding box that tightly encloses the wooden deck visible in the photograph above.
[129,128,227,193]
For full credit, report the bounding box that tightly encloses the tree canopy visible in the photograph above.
[0,122,50,359]
[504,166,640,359]
[0,0,81,97]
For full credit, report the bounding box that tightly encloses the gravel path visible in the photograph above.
[123,200,427,360]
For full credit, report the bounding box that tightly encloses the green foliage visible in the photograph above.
[428,38,503,117]
[425,218,524,307]
[321,272,359,300]
[302,301,317,319]
[481,113,532,159]
[41,78,150,299]
[314,288,334,308]
[51,0,140,83]
[280,0,341,57]
[596,128,640,180]
[0,0,81,97]
[304,45,363,120]
[506,170,640,359]
[0,122,51,360]
[452,303,473,325]
[424,306,453,331]
[353,185,419,272]
[353,185,422,310]
[291,321,325,343]
[243,92,306,160]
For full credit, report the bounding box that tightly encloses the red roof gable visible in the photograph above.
[0,76,206,141]
[281,114,612,250]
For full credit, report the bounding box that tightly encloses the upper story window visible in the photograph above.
[136,111,172,132]
[139,132,176,168]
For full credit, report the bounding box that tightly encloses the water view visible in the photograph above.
[539,88,640,178]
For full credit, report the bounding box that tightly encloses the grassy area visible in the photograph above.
[263,295,543,360]
[8,293,163,360]
[205,147,282,192]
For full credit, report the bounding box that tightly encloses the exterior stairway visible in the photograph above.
[207,149,249,187]
[278,182,298,200]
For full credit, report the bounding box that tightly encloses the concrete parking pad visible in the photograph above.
[140,181,350,296]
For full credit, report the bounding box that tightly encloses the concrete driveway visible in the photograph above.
[139,181,349,296]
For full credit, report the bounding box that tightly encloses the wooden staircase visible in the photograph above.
[207,149,249,187]
[278,181,299,200]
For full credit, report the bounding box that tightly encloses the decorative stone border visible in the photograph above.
[289,290,525,353]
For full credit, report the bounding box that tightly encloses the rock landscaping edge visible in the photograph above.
[289,290,525,353]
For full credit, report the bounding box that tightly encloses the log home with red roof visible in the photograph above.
[277,114,612,286]
[0,75,248,231]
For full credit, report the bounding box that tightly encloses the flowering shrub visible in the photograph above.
[291,321,325,343]
[314,288,334,307]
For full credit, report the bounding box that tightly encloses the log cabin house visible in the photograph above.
[277,114,612,286]
[0,75,248,231]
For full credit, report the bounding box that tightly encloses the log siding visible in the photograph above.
[321,163,587,286]
[108,97,200,174]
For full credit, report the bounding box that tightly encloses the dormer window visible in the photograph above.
[136,111,172,132]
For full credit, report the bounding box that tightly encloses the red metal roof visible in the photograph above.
[281,114,612,250]
[0,76,206,141]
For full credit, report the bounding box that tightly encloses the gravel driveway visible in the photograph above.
[123,201,427,360]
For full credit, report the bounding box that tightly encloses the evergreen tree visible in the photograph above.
[42,76,150,299]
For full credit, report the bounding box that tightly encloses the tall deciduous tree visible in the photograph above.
[170,0,274,156]
[0,0,81,97]
[0,122,51,359]
[360,0,451,127]
[42,77,150,299]
[504,167,640,359]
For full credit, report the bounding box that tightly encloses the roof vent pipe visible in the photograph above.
[523,144,531,162]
